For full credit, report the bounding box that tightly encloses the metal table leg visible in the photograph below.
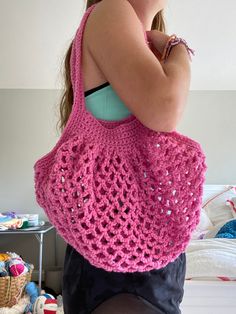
[35,233,44,291]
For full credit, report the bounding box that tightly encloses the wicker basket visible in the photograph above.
[0,264,34,308]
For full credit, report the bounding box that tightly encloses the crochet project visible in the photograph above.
[33,3,207,272]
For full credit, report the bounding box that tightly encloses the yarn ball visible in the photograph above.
[0,261,8,277]
[33,294,57,314]
[25,282,40,308]
[42,294,55,299]
[6,251,21,259]
[0,253,10,262]
[24,262,32,272]
[4,260,10,274]
[9,258,27,276]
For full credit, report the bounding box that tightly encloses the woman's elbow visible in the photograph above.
[151,96,185,132]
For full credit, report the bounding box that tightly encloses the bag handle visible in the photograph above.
[70,3,150,112]
[70,4,97,114]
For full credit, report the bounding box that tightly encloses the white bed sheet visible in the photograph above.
[185,238,236,279]
[185,185,236,281]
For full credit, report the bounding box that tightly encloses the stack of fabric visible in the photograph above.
[0,212,25,230]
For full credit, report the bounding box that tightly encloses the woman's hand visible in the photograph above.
[146,30,170,62]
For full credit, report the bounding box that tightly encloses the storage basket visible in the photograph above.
[0,264,34,308]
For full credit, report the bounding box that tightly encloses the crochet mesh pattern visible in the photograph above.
[33,3,207,272]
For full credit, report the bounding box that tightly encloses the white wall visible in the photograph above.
[0,0,236,89]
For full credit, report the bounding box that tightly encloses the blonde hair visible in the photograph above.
[57,0,166,133]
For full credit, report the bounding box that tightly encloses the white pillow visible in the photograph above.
[197,207,213,230]
[203,186,236,226]
[190,208,214,240]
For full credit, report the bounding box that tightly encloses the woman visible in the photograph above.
[60,0,190,313]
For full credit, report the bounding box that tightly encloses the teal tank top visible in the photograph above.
[84,82,132,121]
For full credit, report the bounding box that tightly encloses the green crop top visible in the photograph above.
[84,82,132,121]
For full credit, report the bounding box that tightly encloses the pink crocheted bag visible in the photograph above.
[33,3,207,272]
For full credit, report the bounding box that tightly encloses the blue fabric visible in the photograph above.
[85,85,132,121]
[215,219,236,239]
[0,214,12,223]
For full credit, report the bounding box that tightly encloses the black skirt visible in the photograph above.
[62,244,186,314]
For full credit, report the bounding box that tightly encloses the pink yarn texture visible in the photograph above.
[33,3,207,272]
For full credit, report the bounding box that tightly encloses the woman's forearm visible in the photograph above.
[161,43,192,113]
[146,30,193,129]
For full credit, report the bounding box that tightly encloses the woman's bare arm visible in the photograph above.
[146,30,192,130]
[161,44,191,129]
[86,0,191,132]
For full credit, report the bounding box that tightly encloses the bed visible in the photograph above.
[180,184,236,313]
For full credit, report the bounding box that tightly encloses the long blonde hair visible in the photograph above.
[57,0,166,133]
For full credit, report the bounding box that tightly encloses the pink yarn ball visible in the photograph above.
[9,258,25,276]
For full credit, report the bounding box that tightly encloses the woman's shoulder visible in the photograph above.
[86,0,139,28]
